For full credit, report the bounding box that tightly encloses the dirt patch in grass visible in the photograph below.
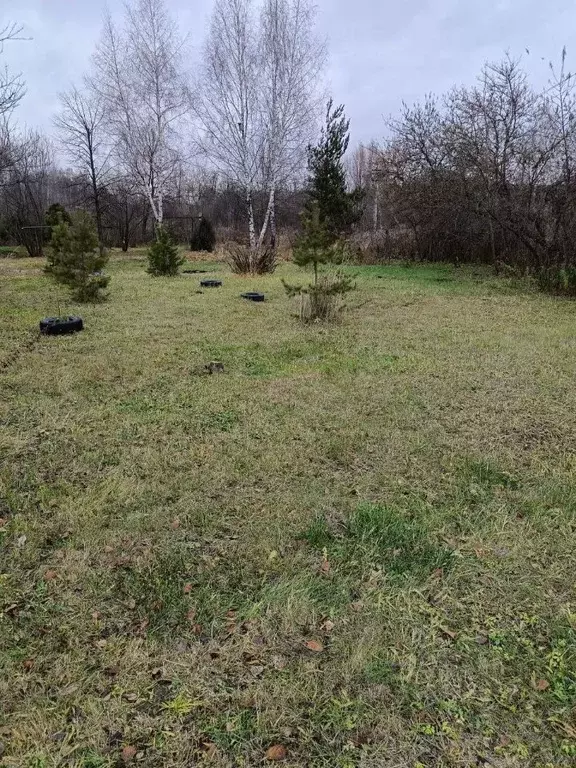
[1,256,575,766]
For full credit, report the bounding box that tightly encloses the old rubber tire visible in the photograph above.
[40,316,83,336]
[241,292,265,302]
[182,269,208,274]
[200,279,222,287]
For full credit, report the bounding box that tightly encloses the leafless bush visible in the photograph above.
[226,243,276,275]
[374,52,576,291]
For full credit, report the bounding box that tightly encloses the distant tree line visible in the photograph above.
[0,159,307,255]
[0,0,325,258]
[348,53,576,292]
[2,3,576,294]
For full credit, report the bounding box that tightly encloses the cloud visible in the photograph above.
[1,0,575,146]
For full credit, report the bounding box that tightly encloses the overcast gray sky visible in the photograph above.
[1,0,575,147]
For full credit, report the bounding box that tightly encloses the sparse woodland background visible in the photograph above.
[2,2,576,292]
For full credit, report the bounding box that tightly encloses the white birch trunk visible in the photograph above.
[257,184,275,249]
[247,186,256,259]
[146,184,161,226]
[270,188,277,249]
[157,190,163,225]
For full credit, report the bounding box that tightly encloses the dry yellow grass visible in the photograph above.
[1,252,575,767]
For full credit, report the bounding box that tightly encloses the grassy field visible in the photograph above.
[1,252,575,767]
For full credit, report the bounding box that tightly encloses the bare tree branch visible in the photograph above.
[0,21,28,117]
[90,0,188,225]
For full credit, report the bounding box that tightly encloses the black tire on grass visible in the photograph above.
[39,316,84,336]
[241,292,265,302]
[200,279,222,288]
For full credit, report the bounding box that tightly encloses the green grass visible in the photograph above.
[1,252,576,767]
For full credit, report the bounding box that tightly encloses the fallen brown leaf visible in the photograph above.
[121,745,137,762]
[535,678,550,691]
[559,721,576,738]
[22,658,34,671]
[265,744,287,761]
[44,569,57,581]
[183,583,193,594]
[171,518,180,529]
[0,518,7,527]
[123,692,138,702]
[439,626,458,640]
[305,639,324,652]
[201,741,218,758]
[321,619,335,633]
[320,559,330,574]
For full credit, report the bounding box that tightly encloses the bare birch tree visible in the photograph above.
[54,87,111,249]
[258,0,326,248]
[91,0,188,228]
[195,0,324,254]
[195,0,261,251]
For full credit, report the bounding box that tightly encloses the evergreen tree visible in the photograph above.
[292,202,334,285]
[46,210,110,302]
[147,226,184,276]
[190,216,216,252]
[45,203,72,229]
[284,201,354,323]
[44,203,72,245]
[304,99,363,241]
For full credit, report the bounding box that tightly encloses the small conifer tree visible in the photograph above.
[46,210,110,302]
[147,226,184,276]
[292,202,334,285]
[284,203,354,322]
[304,100,364,241]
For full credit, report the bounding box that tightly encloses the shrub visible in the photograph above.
[46,210,110,302]
[190,216,216,252]
[226,243,276,274]
[537,266,576,297]
[147,226,184,276]
[283,271,354,323]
